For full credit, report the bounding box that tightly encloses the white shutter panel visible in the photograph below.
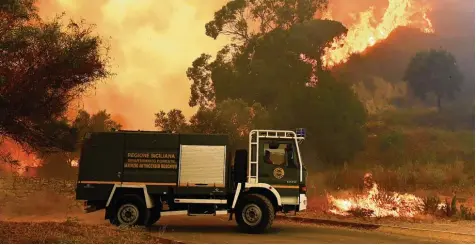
[179,145,226,186]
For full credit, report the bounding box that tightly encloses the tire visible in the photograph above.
[109,195,149,227]
[145,207,161,227]
[235,193,275,234]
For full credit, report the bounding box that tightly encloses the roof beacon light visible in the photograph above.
[295,128,306,138]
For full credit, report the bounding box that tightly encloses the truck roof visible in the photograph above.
[89,130,228,137]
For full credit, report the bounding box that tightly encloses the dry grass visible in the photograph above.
[0,176,180,243]
[0,220,178,244]
[0,176,82,220]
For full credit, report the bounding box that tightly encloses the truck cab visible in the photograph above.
[75,128,308,234]
[230,129,307,232]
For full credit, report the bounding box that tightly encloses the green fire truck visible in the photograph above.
[75,129,308,233]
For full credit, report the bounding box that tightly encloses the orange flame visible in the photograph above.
[327,182,426,217]
[321,0,435,68]
[0,138,41,175]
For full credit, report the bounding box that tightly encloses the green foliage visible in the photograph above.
[154,109,188,133]
[205,0,329,42]
[423,195,441,214]
[72,110,122,141]
[451,195,457,216]
[379,130,404,151]
[459,205,475,220]
[403,49,464,111]
[0,0,38,21]
[0,0,111,153]
[189,19,347,109]
[301,79,367,165]
[319,159,474,193]
[443,196,458,217]
[185,0,369,165]
[155,99,271,149]
[37,110,120,179]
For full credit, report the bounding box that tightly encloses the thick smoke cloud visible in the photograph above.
[38,0,229,130]
[37,0,474,130]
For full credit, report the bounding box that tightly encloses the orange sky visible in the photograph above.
[36,0,437,131]
[38,0,230,130]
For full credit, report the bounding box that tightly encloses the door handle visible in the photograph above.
[117,172,122,178]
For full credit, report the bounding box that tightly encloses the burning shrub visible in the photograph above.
[327,182,425,218]
[327,173,475,221]
[423,195,441,214]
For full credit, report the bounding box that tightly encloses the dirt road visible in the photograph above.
[146,215,473,244]
[3,211,473,244]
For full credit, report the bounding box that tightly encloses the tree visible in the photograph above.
[184,0,366,165]
[205,0,328,42]
[72,109,122,139]
[208,99,271,149]
[0,0,111,153]
[189,0,334,109]
[306,79,367,165]
[154,109,189,133]
[37,109,121,179]
[403,49,463,111]
[188,19,347,109]
[155,99,271,149]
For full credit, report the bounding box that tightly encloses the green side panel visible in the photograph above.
[274,188,299,197]
[78,131,231,186]
[125,132,179,149]
[78,133,124,182]
[123,133,180,183]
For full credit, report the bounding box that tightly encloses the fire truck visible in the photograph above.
[75,129,308,233]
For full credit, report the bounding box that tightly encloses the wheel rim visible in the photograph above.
[117,203,139,225]
[242,203,262,226]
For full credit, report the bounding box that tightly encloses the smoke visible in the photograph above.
[36,0,474,131]
[37,0,230,130]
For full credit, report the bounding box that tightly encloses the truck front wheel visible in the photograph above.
[235,193,275,234]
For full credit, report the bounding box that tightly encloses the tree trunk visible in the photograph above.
[437,95,441,112]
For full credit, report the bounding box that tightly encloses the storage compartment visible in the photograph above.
[178,145,226,186]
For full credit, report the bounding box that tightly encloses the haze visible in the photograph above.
[37,0,475,130]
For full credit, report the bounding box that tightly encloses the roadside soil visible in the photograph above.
[0,220,179,243]
[293,211,475,235]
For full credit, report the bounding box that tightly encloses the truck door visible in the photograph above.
[258,140,300,205]
[78,132,125,183]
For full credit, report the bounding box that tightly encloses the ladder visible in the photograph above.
[248,131,259,183]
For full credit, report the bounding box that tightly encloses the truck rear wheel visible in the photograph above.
[235,193,275,234]
[109,195,149,227]
[145,207,161,227]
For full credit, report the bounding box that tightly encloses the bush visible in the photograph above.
[379,130,405,151]
[423,195,441,214]
[312,160,473,194]
[459,205,475,220]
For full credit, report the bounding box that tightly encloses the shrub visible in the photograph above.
[423,195,441,214]
[459,205,475,220]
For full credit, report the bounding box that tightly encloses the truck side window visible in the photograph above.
[263,143,286,166]
[285,144,298,169]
